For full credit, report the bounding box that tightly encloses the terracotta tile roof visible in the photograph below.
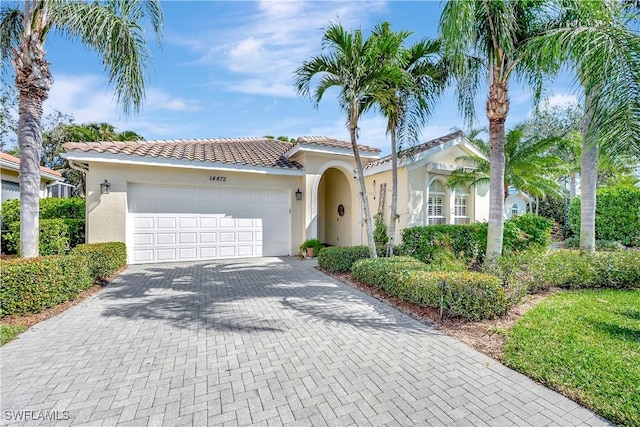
[0,152,62,177]
[63,138,304,170]
[364,131,464,169]
[294,136,381,153]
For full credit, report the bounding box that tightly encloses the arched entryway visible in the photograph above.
[317,167,353,246]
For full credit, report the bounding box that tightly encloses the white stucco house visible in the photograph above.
[505,189,531,219]
[62,131,490,265]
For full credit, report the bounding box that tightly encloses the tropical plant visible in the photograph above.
[449,126,566,201]
[438,0,549,265]
[295,23,402,259]
[0,0,163,257]
[525,0,640,252]
[369,22,448,256]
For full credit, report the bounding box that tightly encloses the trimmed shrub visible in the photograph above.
[1,197,85,224]
[4,219,85,255]
[0,255,92,317]
[568,185,640,246]
[496,249,640,293]
[352,257,508,320]
[70,242,127,280]
[1,197,86,255]
[317,245,388,273]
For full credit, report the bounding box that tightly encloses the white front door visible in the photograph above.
[127,184,290,264]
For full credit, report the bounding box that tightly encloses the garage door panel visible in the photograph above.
[179,217,197,228]
[133,249,154,263]
[219,232,235,242]
[219,246,235,257]
[179,233,197,244]
[128,184,290,264]
[157,233,176,245]
[200,232,217,243]
[219,218,235,228]
[179,248,197,259]
[157,217,176,229]
[134,234,154,245]
[157,249,176,261]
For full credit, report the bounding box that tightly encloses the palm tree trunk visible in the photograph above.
[350,115,377,259]
[14,31,53,258]
[387,130,399,257]
[17,94,44,258]
[485,75,509,265]
[580,94,597,252]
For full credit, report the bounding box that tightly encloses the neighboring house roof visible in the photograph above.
[293,136,380,154]
[0,152,63,180]
[364,131,464,170]
[62,138,305,171]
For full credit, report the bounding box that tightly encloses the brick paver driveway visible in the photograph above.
[1,257,608,426]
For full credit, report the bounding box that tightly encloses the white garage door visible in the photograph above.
[127,184,290,264]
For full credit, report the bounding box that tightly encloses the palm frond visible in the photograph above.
[50,0,163,115]
[0,5,22,65]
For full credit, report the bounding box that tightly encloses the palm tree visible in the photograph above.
[449,126,566,203]
[524,0,640,252]
[295,23,401,258]
[0,0,163,257]
[369,22,448,256]
[439,0,548,265]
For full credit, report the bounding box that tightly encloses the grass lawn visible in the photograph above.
[0,324,27,345]
[503,289,640,427]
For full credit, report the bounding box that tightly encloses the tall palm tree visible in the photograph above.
[0,0,163,257]
[295,23,401,258]
[369,22,448,256]
[439,0,548,265]
[449,126,566,202]
[525,0,640,252]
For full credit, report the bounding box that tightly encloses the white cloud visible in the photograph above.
[43,74,200,137]
[175,1,387,97]
[543,93,579,109]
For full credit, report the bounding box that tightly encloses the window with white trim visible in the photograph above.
[511,203,519,217]
[453,186,470,224]
[428,180,446,225]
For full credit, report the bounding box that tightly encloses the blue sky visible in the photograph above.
[40,0,578,155]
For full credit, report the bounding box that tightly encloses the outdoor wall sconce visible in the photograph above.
[295,188,303,200]
[371,180,377,200]
[100,179,111,195]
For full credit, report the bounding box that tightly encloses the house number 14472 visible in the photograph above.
[209,176,227,182]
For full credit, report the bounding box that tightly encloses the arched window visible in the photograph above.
[428,180,446,225]
[453,186,470,224]
[511,203,519,217]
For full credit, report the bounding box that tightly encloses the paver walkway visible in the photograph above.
[1,257,609,426]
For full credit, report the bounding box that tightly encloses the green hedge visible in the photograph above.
[1,197,86,255]
[318,245,386,273]
[0,255,93,317]
[401,214,553,265]
[70,242,127,280]
[4,219,85,255]
[351,257,508,320]
[497,249,640,293]
[1,197,85,224]
[568,185,640,246]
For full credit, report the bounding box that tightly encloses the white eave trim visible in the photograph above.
[0,159,62,181]
[286,143,379,159]
[364,136,486,176]
[61,151,306,176]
